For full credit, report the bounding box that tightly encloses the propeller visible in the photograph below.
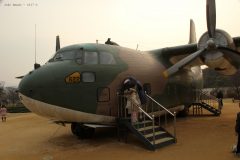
[163,0,240,77]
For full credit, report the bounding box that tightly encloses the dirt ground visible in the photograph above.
[0,99,240,160]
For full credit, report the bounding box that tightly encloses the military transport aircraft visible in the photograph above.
[18,0,240,138]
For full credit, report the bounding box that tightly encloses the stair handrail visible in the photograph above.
[145,93,177,141]
[197,90,219,110]
[138,105,153,120]
[129,98,156,145]
[145,93,174,116]
[200,90,218,101]
[120,93,153,120]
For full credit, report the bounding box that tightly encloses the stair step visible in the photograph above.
[144,131,166,138]
[133,120,152,126]
[151,137,174,145]
[138,125,159,132]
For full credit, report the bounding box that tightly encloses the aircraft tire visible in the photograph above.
[71,122,83,137]
[177,106,189,117]
[71,123,95,138]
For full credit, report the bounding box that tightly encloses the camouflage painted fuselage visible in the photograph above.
[18,43,203,124]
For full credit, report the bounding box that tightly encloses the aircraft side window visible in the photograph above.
[99,52,116,64]
[81,72,96,82]
[84,51,98,64]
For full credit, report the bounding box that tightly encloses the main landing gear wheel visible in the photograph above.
[178,106,189,117]
[71,123,95,138]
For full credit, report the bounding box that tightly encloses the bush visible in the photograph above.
[6,103,30,113]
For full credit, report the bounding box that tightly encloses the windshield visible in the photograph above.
[53,50,76,61]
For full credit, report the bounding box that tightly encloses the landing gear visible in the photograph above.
[71,123,95,138]
[178,106,189,117]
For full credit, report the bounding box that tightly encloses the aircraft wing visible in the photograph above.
[149,43,204,69]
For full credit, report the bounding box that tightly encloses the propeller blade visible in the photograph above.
[163,49,205,77]
[206,0,216,38]
[56,35,60,52]
[218,47,240,68]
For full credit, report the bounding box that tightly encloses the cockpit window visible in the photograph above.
[53,50,76,61]
[99,52,116,64]
[75,49,83,64]
[84,51,98,64]
[49,48,117,65]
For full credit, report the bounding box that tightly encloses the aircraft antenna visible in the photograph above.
[136,44,139,50]
[34,24,37,64]
[33,24,40,69]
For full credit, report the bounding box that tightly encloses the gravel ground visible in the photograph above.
[0,99,239,160]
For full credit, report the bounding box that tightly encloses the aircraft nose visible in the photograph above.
[18,67,55,99]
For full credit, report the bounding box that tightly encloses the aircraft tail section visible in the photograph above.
[188,19,196,44]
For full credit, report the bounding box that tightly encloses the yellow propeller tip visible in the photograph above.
[163,71,168,78]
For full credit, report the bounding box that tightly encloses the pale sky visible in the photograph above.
[0,0,240,87]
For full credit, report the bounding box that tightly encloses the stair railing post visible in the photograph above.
[165,112,167,127]
[159,108,161,127]
[174,111,177,142]
[125,101,127,118]
[193,105,194,115]
[143,104,146,131]
[117,92,119,118]
[152,115,155,145]
[151,100,153,114]
[121,94,124,117]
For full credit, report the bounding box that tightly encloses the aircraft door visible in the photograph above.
[96,87,111,116]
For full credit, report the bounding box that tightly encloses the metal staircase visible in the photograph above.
[117,93,176,151]
[192,102,220,116]
[191,90,221,116]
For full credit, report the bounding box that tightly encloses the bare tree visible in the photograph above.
[0,81,5,95]
[0,81,6,104]
[6,87,19,105]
